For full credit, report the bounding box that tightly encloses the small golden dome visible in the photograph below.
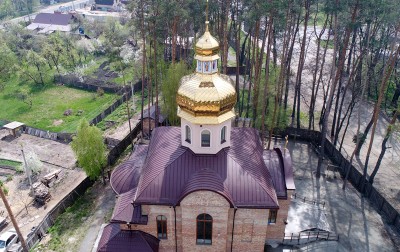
[176,73,236,124]
[195,21,220,57]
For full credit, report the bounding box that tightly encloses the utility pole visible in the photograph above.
[0,187,29,252]
[21,149,34,196]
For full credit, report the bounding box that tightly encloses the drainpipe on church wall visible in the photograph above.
[231,207,237,252]
[173,205,177,252]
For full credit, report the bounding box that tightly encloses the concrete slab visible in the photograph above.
[286,200,330,233]
[270,139,400,251]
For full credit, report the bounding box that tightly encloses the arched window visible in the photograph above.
[220,126,226,143]
[196,213,212,245]
[212,60,217,72]
[197,60,202,73]
[156,215,167,239]
[201,130,211,147]
[185,125,191,143]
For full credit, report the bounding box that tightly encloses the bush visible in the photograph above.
[97,87,105,97]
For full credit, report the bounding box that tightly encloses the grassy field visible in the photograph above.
[0,78,118,133]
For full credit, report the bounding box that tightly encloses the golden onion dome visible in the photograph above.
[195,21,220,58]
[177,18,236,125]
[176,73,236,125]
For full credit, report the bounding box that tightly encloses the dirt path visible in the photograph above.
[78,183,116,252]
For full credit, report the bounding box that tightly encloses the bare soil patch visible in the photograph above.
[52,120,63,126]
[0,129,85,237]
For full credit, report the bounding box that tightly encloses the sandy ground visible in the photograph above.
[0,129,85,237]
[240,25,400,212]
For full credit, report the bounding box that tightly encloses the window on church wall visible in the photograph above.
[220,126,226,144]
[268,210,277,224]
[203,61,211,73]
[185,125,191,143]
[196,213,212,245]
[212,60,217,72]
[201,130,211,147]
[157,215,167,239]
[197,60,202,73]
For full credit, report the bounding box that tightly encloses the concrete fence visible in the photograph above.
[23,126,74,143]
[280,127,400,232]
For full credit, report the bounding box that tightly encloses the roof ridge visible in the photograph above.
[137,230,155,251]
[97,224,120,251]
[134,146,188,202]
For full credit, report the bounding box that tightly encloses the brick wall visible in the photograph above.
[265,190,293,242]
[137,205,177,251]
[129,190,292,251]
[229,208,269,252]
[180,191,231,252]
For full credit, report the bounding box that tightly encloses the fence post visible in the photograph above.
[290,233,293,242]
[298,233,301,244]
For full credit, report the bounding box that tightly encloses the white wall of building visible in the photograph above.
[181,117,232,154]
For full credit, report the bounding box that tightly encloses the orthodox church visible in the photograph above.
[97,15,295,252]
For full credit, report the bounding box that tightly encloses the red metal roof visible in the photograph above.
[97,224,159,252]
[132,127,280,208]
[110,145,148,195]
[111,189,148,224]
[263,148,296,198]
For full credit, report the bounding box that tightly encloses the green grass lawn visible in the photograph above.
[0,79,118,133]
[0,159,22,168]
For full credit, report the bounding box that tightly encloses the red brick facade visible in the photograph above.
[124,190,292,252]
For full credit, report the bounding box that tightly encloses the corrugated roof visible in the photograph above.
[97,224,159,252]
[132,127,279,208]
[263,149,286,198]
[110,145,148,195]
[32,13,72,26]
[111,189,148,224]
[263,148,295,199]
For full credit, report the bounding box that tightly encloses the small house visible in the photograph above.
[141,105,166,137]
[26,13,75,34]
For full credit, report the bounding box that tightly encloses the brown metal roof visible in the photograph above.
[278,148,296,190]
[97,224,159,252]
[110,145,148,195]
[132,127,279,208]
[111,189,148,224]
[263,148,293,198]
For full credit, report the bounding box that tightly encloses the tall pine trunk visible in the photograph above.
[317,0,359,177]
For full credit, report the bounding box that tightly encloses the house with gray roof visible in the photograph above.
[26,13,75,34]
[97,14,295,252]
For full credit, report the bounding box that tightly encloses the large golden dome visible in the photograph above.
[177,19,236,125]
[177,73,236,124]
